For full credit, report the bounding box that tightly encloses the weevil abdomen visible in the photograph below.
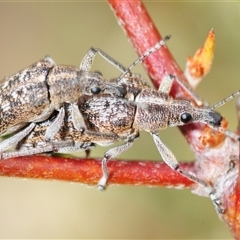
[80,96,136,136]
[0,58,54,135]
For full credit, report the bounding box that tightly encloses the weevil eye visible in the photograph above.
[209,111,222,126]
[116,86,127,97]
[91,86,101,94]
[180,112,192,123]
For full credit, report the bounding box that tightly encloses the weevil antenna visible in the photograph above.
[117,35,171,81]
[211,90,240,110]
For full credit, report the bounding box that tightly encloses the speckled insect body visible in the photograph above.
[3,72,239,214]
[0,37,170,153]
[2,35,239,213]
[0,50,130,152]
[2,102,125,158]
[0,74,149,158]
[67,76,240,214]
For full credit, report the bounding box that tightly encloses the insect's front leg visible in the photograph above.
[80,48,127,73]
[97,131,139,190]
[151,132,224,213]
[0,123,36,157]
[159,75,204,107]
[44,107,65,141]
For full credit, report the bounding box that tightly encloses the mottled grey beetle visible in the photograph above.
[1,35,239,214]
[2,73,240,214]
[0,36,170,153]
[0,54,123,147]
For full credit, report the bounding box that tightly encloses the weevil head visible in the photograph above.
[168,99,195,127]
[168,99,223,128]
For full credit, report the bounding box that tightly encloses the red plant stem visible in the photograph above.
[108,0,189,98]
[108,0,209,150]
[0,156,194,187]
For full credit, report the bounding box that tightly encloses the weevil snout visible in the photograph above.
[208,111,223,127]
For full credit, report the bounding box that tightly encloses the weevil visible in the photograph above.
[0,55,125,150]
[1,100,133,158]
[2,73,240,213]
[0,36,170,153]
[80,75,240,214]
[2,35,239,213]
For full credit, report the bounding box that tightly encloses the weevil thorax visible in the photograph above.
[133,89,173,132]
[114,73,150,98]
[47,65,82,108]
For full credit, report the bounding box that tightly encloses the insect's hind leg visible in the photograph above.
[2,139,93,159]
[151,132,224,214]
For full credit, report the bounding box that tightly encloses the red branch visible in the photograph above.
[0,155,193,187]
[108,0,217,150]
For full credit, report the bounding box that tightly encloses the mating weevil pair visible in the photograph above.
[0,46,129,151]
[1,35,240,214]
[0,36,170,153]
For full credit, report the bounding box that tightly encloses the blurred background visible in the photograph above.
[0,1,239,238]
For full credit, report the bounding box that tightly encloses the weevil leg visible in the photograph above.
[97,136,137,191]
[162,75,205,107]
[83,127,126,143]
[1,140,79,159]
[4,141,94,159]
[85,149,91,158]
[80,48,127,73]
[44,55,56,65]
[173,75,205,106]
[158,74,175,94]
[1,145,55,159]
[71,103,87,132]
[44,107,65,141]
[56,142,95,153]
[0,123,36,154]
[151,132,224,214]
